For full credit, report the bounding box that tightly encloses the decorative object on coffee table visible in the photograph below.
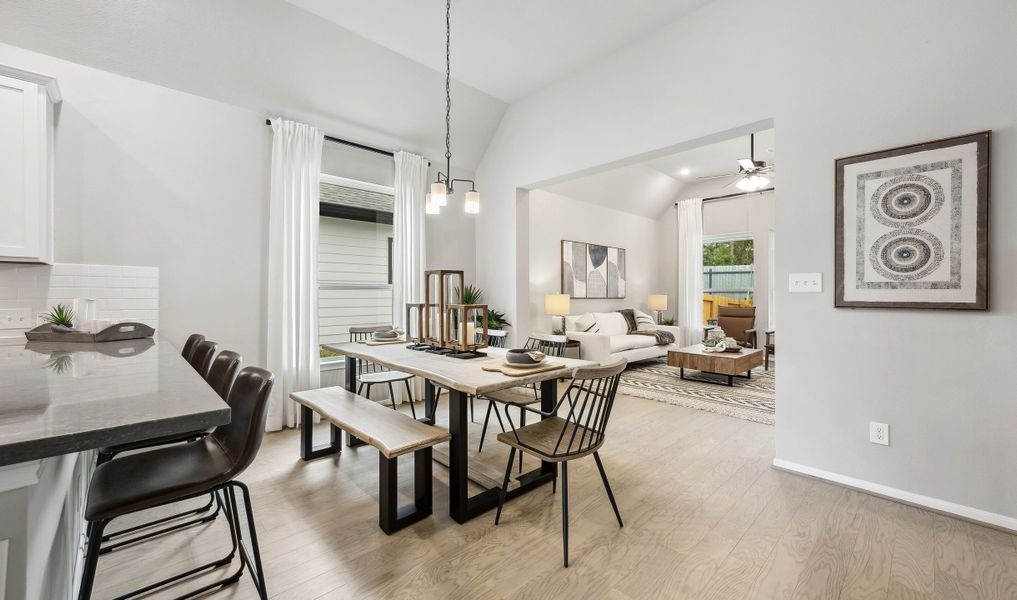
[561,240,626,299]
[835,131,990,310]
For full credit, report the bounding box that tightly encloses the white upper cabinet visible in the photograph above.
[0,65,60,264]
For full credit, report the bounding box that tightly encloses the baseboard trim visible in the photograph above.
[772,458,1017,534]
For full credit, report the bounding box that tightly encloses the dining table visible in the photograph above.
[318,342,592,523]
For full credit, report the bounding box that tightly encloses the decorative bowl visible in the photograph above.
[506,348,545,365]
[723,345,742,353]
[372,330,399,340]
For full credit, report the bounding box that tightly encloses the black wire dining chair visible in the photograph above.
[493,358,627,567]
[349,326,416,419]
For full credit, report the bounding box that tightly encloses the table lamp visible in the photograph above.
[544,293,570,334]
[648,294,668,324]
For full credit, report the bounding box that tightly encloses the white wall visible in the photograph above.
[476,0,1017,527]
[0,42,478,367]
[527,190,660,332]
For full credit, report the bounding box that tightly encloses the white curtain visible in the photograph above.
[676,198,704,346]
[392,151,428,329]
[266,118,323,431]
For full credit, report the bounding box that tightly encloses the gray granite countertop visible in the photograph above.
[0,338,230,467]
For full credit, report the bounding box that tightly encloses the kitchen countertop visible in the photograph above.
[0,338,230,467]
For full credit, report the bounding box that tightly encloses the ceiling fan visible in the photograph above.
[695,133,774,192]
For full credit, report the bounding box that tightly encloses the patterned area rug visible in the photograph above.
[618,358,775,425]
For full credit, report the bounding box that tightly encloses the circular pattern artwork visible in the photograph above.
[870,174,944,227]
[869,229,944,281]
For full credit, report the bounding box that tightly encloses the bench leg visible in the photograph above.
[300,405,341,461]
[378,447,434,535]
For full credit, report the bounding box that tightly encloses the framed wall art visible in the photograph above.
[561,240,626,299]
[834,131,990,310]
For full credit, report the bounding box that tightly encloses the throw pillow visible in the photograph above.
[592,312,629,336]
[573,313,599,333]
[634,309,656,331]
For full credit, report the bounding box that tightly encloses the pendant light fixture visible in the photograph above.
[429,0,480,215]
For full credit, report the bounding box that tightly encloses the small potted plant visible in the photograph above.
[43,304,76,332]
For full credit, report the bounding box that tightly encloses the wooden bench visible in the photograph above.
[289,386,451,534]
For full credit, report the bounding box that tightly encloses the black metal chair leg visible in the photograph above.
[518,408,526,473]
[78,520,107,600]
[357,382,365,396]
[403,380,417,419]
[388,382,398,410]
[495,448,516,525]
[593,452,623,528]
[552,463,557,494]
[478,401,493,453]
[561,461,569,568]
[470,395,475,422]
[232,481,269,599]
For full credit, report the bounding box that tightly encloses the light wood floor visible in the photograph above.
[94,393,1017,599]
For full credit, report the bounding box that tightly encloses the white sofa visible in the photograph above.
[564,311,681,365]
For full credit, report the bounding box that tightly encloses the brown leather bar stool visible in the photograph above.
[78,367,274,600]
[95,350,243,554]
[189,339,218,377]
[181,333,205,363]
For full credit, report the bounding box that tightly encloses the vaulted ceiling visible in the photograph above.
[283,0,713,102]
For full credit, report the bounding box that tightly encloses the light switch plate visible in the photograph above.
[0,308,32,330]
[789,273,823,293]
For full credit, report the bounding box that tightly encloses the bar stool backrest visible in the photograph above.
[206,350,242,401]
[181,334,204,362]
[211,366,275,481]
[189,340,218,377]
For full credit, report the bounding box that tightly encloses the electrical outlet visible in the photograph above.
[0,308,32,330]
[869,422,889,446]
[789,273,823,293]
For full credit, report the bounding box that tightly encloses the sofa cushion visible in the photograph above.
[633,309,656,331]
[572,313,598,333]
[609,334,657,353]
[592,312,629,336]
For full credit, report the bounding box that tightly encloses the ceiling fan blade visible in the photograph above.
[695,172,738,181]
[736,158,756,171]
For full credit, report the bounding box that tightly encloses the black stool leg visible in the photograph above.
[561,461,569,568]
[231,481,269,599]
[388,382,398,410]
[78,520,107,600]
[404,379,417,419]
[495,448,516,525]
[593,451,623,528]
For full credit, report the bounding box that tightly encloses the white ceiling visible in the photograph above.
[542,129,775,218]
[283,0,712,102]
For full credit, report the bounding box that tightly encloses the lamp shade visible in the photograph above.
[431,181,448,206]
[425,193,440,215]
[464,190,480,214]
[648,294,668,311]
[544,293,570,316]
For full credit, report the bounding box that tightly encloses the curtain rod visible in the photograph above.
[674,187,775,205]
[265,118,396,158]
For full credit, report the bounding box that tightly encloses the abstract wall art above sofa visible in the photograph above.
[561,239,626,299]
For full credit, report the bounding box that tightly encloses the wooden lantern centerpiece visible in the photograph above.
[444,303,489,358]
[404,303,429,349]
[421,269,464,353]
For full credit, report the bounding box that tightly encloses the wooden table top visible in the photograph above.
[323,343,592,396]
[669,344,763,358]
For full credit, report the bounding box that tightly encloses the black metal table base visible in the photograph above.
[679,367,752,387]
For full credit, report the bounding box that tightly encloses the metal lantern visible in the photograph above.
[404,303,427,348]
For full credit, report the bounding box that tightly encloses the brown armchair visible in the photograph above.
[704,306,757,348]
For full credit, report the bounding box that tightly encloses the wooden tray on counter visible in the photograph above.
[25,322,156,343]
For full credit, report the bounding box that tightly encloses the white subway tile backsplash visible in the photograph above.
[0,263,159,334]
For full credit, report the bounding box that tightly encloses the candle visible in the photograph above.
[459,321,477,346]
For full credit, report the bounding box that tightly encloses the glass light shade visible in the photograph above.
[751,175,770,188]
[431,181,447,206]
[648,294,668,311]
[425,193,440,215]
[464,190,480,214]
[736,174,770,192]
[544,293,570,316]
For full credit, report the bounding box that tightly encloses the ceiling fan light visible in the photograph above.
[751,175,770,188]
[735,177,755,192]
[464,190,480,214]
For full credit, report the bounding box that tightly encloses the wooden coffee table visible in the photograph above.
[667,344,764,386]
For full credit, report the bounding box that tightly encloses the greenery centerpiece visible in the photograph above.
[43,304,75,329]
